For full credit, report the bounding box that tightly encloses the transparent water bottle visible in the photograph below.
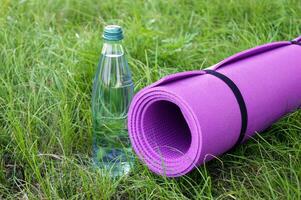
[92,25,134,177]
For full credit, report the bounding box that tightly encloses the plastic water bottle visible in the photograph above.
[92,25,134,177]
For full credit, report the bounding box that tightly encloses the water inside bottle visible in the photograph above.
[97,55,133,118]
[92,52,134,177]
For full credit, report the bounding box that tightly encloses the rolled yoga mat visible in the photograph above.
[128,36,301,177]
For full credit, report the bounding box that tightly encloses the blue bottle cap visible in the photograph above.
[103,25,124,41]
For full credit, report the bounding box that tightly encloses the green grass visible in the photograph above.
[0,0,301,199]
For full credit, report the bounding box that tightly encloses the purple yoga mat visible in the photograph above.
[128,37,301,177]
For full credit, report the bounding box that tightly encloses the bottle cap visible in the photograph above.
[103,25,124,41]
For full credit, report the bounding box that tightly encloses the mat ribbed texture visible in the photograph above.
[128,37,301,177]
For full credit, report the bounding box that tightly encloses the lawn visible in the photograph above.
[0,0,301,199]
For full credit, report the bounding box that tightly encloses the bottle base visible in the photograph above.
[93,147,133,178]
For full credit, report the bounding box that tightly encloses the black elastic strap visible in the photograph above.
[291,40,301,45]
[204,69,248,151]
